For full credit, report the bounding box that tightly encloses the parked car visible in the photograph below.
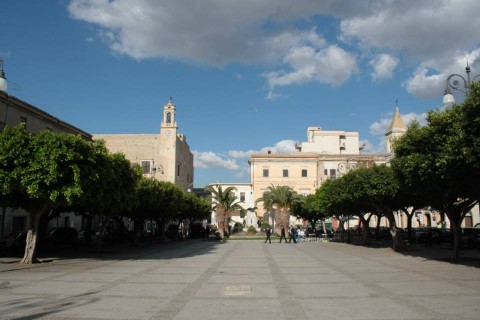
[412,227,429,243]
[461,228,480,248]
[46,227,78,247]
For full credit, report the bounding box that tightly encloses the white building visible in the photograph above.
[297,126,361,154]
[207,183,258,229]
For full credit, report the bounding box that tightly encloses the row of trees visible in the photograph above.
[0,125,210,264]
[291,83,480,259]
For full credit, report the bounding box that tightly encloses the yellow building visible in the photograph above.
[249,127,387,213]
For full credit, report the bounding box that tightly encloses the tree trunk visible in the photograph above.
[358,215,371,245]
[390,227,403,251]
[403,209,414,243]
[84,214,94,246]
[275,208,289,235]
[20,212,43,264]
[446,210,462,260]
[216,207,225,239]
[96,215,107,253]
[158,219,166,242]
[1,206,6,239]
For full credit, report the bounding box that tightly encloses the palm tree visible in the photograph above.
[256,190,275,231]
[258,184,301,235]
[205,185,243,239]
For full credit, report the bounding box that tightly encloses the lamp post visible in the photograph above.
[443,62,480,106]
[0,58,7,92]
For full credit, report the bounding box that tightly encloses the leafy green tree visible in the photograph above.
[392,100,479,259]
[130,177,184,242]
[0,126,103,263]
[290,194,329,232]
[179,191,211,223]
[316,171,373,243]
[155,181,183,240]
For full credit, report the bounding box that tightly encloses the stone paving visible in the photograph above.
[0,240,479,320]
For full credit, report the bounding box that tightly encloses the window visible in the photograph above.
[301,169,307,177]
[263,169,269,177]
[20,116,27,124]
[324,169,328,176]
[177,163,181,177]
[240,192,245,202]
[283,169,289,177]
[141,160,151,174]
[329,169,336,179]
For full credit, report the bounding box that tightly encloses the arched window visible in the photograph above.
[166,112,171,123]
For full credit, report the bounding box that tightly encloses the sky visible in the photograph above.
[1,0,480,188]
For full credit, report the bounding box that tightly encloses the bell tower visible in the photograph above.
[161,98,178,138]
[385,102,407,155]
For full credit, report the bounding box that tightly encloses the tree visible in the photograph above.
[0,126,103,263]
[258,184,300,235]
[316,171,374,244]
[290,194,329,231]
[391,99,480,259]
[205,185,242,239]
[256,189,275,231]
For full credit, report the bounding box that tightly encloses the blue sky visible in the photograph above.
[2,0,480,188]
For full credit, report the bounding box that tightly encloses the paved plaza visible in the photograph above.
[0,239,480,320]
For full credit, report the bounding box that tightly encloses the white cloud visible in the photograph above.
[369,54,399,82]
[264,45,358,89]
[228,139,298,159]
[265,89,283,101]
[69,0,480,99]
[192,151,239,170]
[369,118,392,136]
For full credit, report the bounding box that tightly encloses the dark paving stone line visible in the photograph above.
[150,242,240,320]
[262,244,309,320]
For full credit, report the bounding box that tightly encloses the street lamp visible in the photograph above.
[443,62,480,106]
[0,58,7,92]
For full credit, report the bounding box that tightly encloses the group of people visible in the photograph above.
[264,226,299,244]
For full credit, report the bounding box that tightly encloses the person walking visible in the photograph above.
[279,226,288,243]
[264,227,272,244]
[288,227,297,243]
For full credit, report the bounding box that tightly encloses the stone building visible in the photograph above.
[93,100,194,191]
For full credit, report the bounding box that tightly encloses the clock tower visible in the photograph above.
[161,98,178,137]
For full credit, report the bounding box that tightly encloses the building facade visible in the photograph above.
[0,91,91,138]
[0,91,92,238]
[249,126,387,221]
[93,100,194,191]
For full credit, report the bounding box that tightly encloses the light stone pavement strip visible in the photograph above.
[0,240,479,319]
